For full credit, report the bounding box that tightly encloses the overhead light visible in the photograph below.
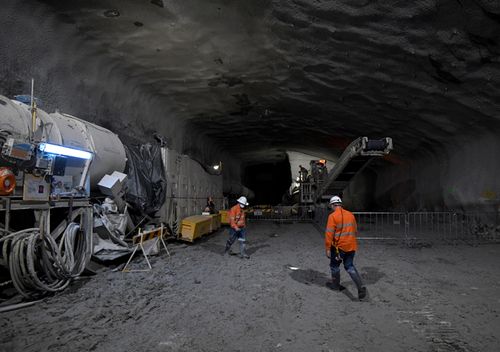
[39,143,93,160]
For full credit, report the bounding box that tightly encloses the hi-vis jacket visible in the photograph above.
[229,204,246,230]
[325,207,358,252]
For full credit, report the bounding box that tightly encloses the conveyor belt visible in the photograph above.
[315,137,393,202]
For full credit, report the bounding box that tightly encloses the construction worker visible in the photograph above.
[224,196,250,259]
[325,196,367,300]
[204,196,216,214]
[298,165,308,182]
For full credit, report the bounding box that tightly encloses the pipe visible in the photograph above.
[0,300,42,313]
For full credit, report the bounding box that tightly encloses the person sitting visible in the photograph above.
[204,196,216,214]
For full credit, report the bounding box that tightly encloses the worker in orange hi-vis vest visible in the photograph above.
[325,196,367,300]
[224,196,250,259]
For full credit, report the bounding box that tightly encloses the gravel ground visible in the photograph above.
[1,221,500,352]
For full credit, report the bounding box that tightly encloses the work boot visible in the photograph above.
[358,287,367,300]
[347,267,364,292]
[326,281,345,291]
[327,271,342,291]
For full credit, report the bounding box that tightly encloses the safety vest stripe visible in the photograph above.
[334,231,356,237]
[326,224,354,231]
[337,223,354,229]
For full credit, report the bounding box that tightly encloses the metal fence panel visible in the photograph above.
[311,208,500,246]
[250,206,500,245]
[247,206,315,223]
[355,212,407,242]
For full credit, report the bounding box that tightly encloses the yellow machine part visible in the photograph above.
[207,213,221,232]
[180,215,221,242]
[0,167,16,196]
[219,210,229,225]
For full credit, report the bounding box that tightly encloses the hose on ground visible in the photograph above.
[0,223,91,298]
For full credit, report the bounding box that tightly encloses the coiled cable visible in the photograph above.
[0,223,91,298]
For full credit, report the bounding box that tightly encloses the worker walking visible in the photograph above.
[224,196,250,259]
[325,196,367,300]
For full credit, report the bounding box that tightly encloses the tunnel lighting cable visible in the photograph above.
[0,223,91,298]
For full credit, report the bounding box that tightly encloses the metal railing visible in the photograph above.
[248,206,500,245]
[247,206,315,223]
[313,208,500,245]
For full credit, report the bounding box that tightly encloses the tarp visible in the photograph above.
[124,142,166,216]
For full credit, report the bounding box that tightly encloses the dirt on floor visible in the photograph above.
[1,222,500,352]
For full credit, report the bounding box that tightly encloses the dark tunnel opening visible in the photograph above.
[243,158,292,205]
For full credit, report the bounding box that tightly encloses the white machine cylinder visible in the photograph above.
[0,96,33,140]
[48,112,126,188]
[0,95,127,189]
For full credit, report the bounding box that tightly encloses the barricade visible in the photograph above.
[247,206,315,223]
[311,208,500,246]
[122,225,170,272]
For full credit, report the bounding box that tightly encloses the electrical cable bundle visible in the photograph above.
[0,223,91,298]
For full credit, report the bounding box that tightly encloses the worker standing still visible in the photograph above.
[325,196,367,300]
[298,165,308,182]
[224,196,250,259]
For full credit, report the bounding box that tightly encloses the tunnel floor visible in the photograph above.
[1,222,499,352]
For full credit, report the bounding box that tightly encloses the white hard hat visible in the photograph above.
[329,196,342,204]
[237,196,249,206]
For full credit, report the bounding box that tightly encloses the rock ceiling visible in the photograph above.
[39,0,500,162]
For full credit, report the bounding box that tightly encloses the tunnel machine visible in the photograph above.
[296,137,393,204]
[0,94,127,297]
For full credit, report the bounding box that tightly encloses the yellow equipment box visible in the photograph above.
[219,210,229,225]
[180,215,213,242]
[208,213,221,232]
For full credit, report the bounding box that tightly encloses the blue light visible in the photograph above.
[39,143,93,160]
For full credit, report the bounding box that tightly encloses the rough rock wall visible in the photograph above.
[374,131,500,211]
[0,0,177,151]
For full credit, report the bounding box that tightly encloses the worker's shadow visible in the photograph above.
[246,244,270,255]
[288,268,359,301]
[359,266,384,285]
[200,239,270,257]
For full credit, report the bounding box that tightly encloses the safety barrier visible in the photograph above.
[246,206,500,245]
[246,206,315,223]
[313,208,500,245]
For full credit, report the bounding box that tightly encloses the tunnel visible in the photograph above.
[243,158,292,205]
[0,1,500,351]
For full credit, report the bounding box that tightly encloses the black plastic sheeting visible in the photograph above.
[124,143,166,216]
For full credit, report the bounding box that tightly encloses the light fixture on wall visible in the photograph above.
[211,161,222,174]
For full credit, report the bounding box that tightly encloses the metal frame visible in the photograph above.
[122,225,171,272]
